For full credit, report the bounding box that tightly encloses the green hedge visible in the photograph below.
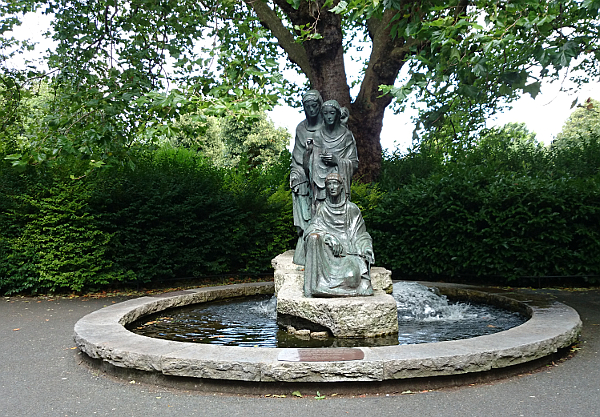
[4,137,600,294]
[369,168,600,281]
[0,149,295,294]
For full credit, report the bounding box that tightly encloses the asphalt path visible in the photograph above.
[1,288,600,417]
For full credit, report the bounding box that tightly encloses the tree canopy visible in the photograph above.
[553,98,600,149]
[1,0,600,180]
[164,112,291,170]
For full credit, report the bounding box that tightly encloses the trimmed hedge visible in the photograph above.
[3,137,600,294]
[369,166,600,281]
[0,149,295,294]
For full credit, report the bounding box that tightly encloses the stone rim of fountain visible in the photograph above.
[74,280,581,384]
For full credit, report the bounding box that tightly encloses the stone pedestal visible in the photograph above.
[272,251,398,338]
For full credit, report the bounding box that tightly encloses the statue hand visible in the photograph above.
[364,249,375,265]
[324,234,343,256]
[306,139,313,153]
[320,153,337,166]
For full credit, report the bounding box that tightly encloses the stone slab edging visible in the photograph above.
[74,281,582,383]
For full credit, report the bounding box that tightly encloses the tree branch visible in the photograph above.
[245,0,313,82]
[355,9,410,114]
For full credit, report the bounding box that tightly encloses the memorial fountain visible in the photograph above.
[73,90,582,390]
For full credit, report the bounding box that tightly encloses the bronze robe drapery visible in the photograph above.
[290,119,321,265]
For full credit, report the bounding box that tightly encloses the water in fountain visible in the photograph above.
[392,282,518,344]
[394,281,473,321]
[128,282,526,347]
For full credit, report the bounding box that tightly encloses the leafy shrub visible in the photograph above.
[0,163,133,293]
[90,148,295,284]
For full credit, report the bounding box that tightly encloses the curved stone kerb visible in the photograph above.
[73,281,582,383]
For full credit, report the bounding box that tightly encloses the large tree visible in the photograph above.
[2,0,600,180]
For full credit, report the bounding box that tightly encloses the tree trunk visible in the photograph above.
[251,1,412,182]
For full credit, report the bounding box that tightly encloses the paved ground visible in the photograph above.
[1,287,600,417]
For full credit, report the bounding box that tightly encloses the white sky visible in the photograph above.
[9,11,600,153]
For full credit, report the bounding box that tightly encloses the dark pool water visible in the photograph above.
[127,283,527,348]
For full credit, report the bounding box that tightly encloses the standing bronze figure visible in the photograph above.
[305,99,358,215]
[291,90,324,265]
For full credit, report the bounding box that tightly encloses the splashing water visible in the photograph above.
[250,296,277,320]
[393,281,478,322]
[252,282,487,324]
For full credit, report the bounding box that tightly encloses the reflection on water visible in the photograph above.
[128,282,526,348]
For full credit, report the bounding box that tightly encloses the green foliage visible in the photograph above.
[379,143,445,191]
[16,181,133,292]
[371,170,600,281]
[372,123,600,282]
[379,123,545,191]
[350,181,383,222]
[5,112,600,292]
[0,162,133,293]
[163,114,224,160]
[451,123,548,176]
[164,111,291,171]
[217,113,291,169]
[2,0,599,180]
[553,98,600,150]
[0,147,296,294]
[92,148,294,282]
[550,134,600,178]
[372,0,600,144]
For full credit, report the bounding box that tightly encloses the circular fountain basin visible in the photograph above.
[74,281,581,385]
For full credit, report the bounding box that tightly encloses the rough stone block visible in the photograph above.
[273,252,398,337]
[261,359,383,382]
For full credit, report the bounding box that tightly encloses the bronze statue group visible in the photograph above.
[290,90,375,298]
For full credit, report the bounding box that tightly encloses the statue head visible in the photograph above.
[325,172,345,199]
[302,90,323,119]
[322,100,342,127]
